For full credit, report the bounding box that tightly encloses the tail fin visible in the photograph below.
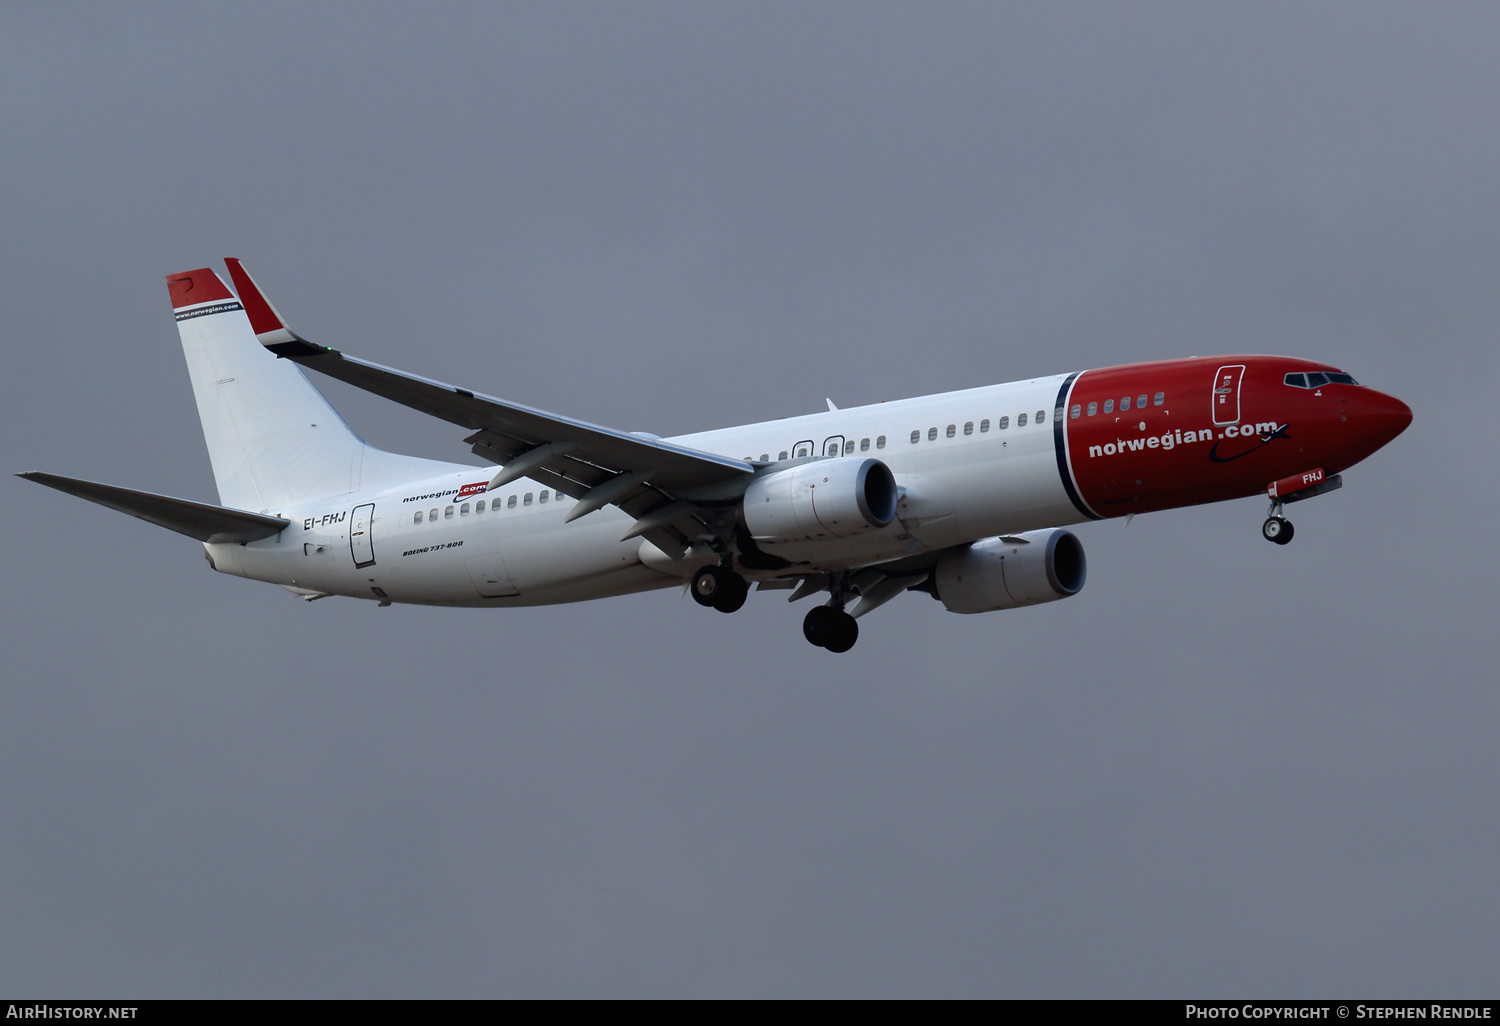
[170,264,435,512]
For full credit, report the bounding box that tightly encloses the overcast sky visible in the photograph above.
[2,2,1497,998]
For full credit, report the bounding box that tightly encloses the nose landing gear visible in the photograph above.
[1262,498,1294,545]
[1262,515,1294,545]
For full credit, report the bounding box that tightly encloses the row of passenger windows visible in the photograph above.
[909,409,1048,444]
[413,490,567,524]
[1070,392,1166,419]
[746,436,889,461]
[738,405,1072,460]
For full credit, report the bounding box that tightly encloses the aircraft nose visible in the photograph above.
[1354,387,1413,449]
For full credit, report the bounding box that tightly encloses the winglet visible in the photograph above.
[224,258,301,346]
[223,258,322,356]
[166,268,235,311]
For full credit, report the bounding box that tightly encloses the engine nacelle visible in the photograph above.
[934,529,1087,613]
[743,458,899,549]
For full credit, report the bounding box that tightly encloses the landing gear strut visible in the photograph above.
[1262,500,1294,545]
[803,603,858,652]
[691,565,748,613]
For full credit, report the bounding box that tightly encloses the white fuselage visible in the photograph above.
[206,374,1085,606]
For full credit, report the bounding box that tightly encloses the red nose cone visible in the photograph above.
[1358,388,1413,451]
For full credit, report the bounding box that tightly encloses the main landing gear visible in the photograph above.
[689,560,859,652]
[691,564,748,613]
[803,604,858,653]
[1262,499,1294,545]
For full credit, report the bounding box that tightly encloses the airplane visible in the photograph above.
[20,261,1413,652]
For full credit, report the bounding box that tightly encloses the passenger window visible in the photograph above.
[1070,405,1081,419]
[460,502,470,515]
[779,450,789,460]
[538,491,548,503]
[963,421,974,435]
[999,415,1010,429]
[876,435,886,449]
[760,453,769,462]
[928,427,938,441]
[980,419,990,432]
[430,508,439,520]
[556,491,564,501]
[524,492,533,506]
[1153,392,1164,406]
[476,500,485,512]
[414,511,423,524]
[797,445,809,457]
[946,424,956,438]
[1103,400,1114,414]
[910,430,920,444]
[1018,412,1028,426]
[1120,396,1131,411]
[1036,409,1046,423]
[1137,394,1147,409]
[444,506,454,519]
[1087,403,1097,417]
[507,495,516,509]
[844,440,855,455]
[859,437,870,452]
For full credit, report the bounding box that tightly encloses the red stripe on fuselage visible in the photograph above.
[1062,356,1410,518]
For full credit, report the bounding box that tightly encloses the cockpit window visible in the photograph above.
[1285,370,1359,388]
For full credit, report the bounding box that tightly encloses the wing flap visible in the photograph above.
[19,472,289,544]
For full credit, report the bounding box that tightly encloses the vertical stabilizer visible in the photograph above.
[169,266,435,512]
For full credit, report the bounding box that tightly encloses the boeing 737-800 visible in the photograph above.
[21,261,1412,652]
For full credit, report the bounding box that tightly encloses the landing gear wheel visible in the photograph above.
[692,566,748,612]
[713,573,748,613]
[824,612,859,653]
[803,606,858,651]
[803,605,837,647]
[691,566,722,607]
[1262,516,1294,545]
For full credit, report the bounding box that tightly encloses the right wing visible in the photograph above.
[225,259,754,556]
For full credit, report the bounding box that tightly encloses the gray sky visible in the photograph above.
[2,2,1496,997]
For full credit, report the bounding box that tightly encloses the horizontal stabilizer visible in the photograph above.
[18,472,289,543]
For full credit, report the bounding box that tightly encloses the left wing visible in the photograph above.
[224,259,754,555]
[19,472,289,543]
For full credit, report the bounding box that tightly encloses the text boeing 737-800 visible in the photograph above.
[21,261,1412,652]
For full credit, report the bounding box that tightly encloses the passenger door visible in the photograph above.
[1212,365,1246,425]
[349,503,376,568]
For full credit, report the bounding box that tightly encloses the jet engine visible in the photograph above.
[933,529,1086,613]
[742,458,899,551]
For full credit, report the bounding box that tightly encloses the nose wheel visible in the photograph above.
[691,565,749,612]
[1262,514,1294,545]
